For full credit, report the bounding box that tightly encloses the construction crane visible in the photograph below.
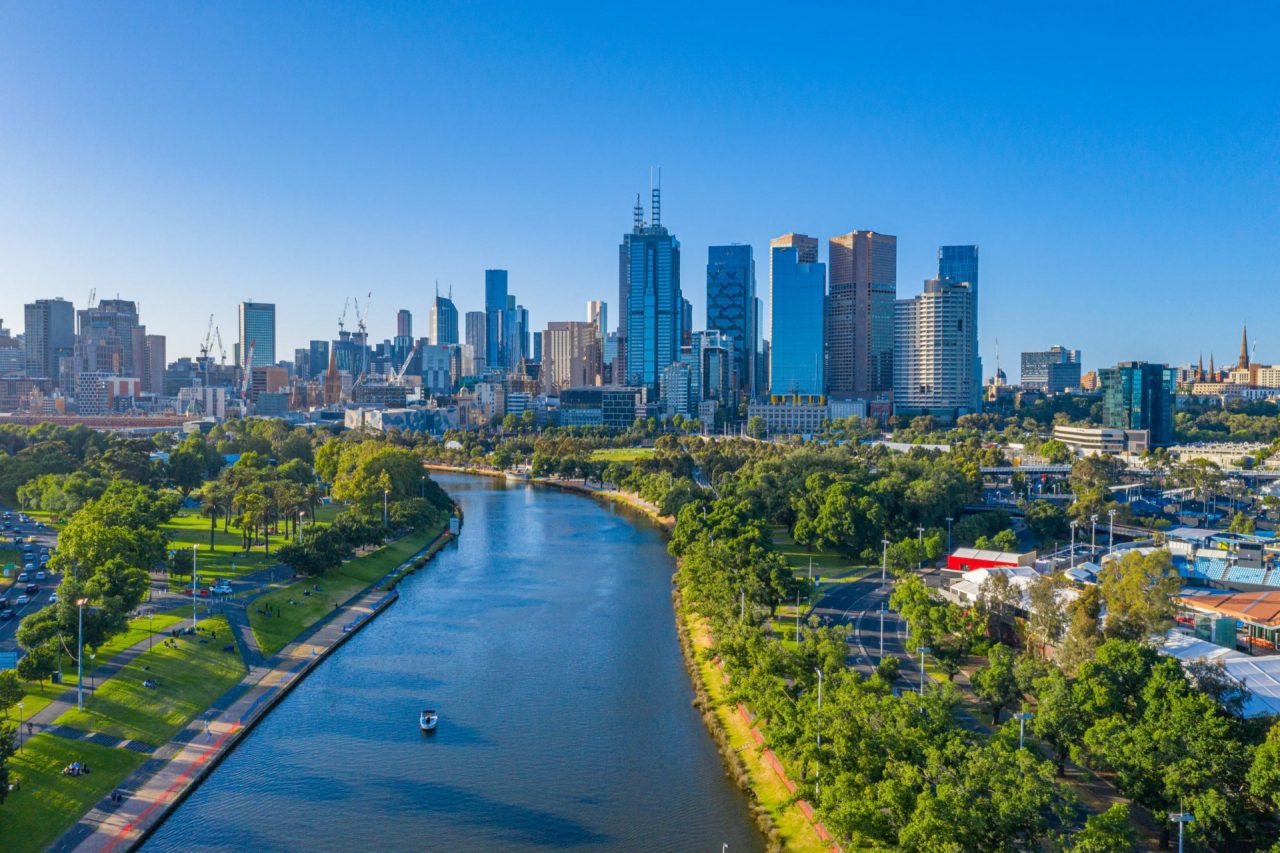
[392,339,423,385]
[337,297,350,335]
[86,288,96,310]
[199,314,216,369]
[352,291,372,385]
[241,340,255,398]
[212,326,227,365]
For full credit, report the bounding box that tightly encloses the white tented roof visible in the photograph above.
[1160,631,1280,718]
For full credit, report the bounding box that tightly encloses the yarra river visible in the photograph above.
[143,473,762,852]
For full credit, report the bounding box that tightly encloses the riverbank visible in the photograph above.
[51,518,460,853]
[424,462,832,851]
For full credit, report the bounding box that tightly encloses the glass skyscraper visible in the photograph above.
[828,231,897,397]
[706,244,756,397]
[769,234,825,400]
[938,245,980,391]
[429,290,459,346]
[484,269,507,368]
[1100,361,1176,447]
[238,301,276,368]
[23,297,75,384]
[620,187,682,393]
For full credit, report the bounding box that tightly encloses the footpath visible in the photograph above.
[50,527,453,853]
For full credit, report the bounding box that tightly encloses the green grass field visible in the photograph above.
[161,502,342,580]
[249,525,441,657]
[0,734,146,853]
[589,447,655,462]
[53,616,244,746]
[771,527,867,582]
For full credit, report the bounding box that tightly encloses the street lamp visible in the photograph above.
[1171,808,1194,853]
[383,489,390,530]
[916,646,931,694]
[1090,514,1098,553]
[17,701,24,752]
[813,667,823,797]
[192,544,199,631]
[90,652,96,695]
[1015,711,1033,749]
[881,538,889,586]
[420,475,426,499]
[916,526,925,570]
[1108,508,1117,556]
[76,597,88,711]
[945,517,953,555]
[149,609,154,651]
[1069,520,1078,567]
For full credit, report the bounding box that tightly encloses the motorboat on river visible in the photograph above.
[419,709,439,733]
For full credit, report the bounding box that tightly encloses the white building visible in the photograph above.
[893,278,977,417]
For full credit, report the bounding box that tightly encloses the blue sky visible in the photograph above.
[2,2,1277,373]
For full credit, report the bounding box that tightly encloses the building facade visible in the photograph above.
[827,231,897,397]
[769,234,825,400]
[429,291,459,346]
[1021,346,1081,393]
[237,301,276,369]
[938,245,980,394]
[619,188,682,394]
[893,279,978,418]
[1100,361,1176,447]
[484,270,508,369]
[24,298,75,384]
[706,244,756,398]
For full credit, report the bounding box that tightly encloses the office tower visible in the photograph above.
[142,334,166,394]
[532,331,543,364]
[1021,346,1082,393]
[893,279,977,417]
[680,297,693,347]
[828,231,897,397]
[484,270,508,369]
[938,245,981,399]
[543,321,602,391]
[77,299,141,376]
[706,244,756,397]
[464,311,487,373]
[769,234,825,400]
[690,330,734,406]
[309,340,330,381]
[1100,362,1176,447]
[238,301,276,369]
[24,298,75,383]
[396,309,413,339]
[619,186,683,393]
[587,301,607,342]
[428,290,459,346]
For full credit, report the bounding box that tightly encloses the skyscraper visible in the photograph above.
[769,233,825,400]
[828,231,897,397]
[893,279,977,417]
[706,244,756,397]
[938,245,980,396]
[429,290,459,346]
[396,309,413,339]
[1021,346,1081,393]
[238,301,276,369]
[543,321,601,391]
[587,300,607,340]
[77,299,141,376]
[484,270,508,369]
[464,311,487,373]
[1100,362,1176,446]
[620,186,682,393]
[23,298,75,383]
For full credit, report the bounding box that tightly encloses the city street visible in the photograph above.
[0,506,61,650]
[810,572,922,695]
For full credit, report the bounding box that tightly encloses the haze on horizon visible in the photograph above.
[1,2,1277,372]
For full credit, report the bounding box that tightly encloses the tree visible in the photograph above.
[1227,512,1255,535]
[1070,803,1136,852]
[1024,500,1069,544]
[971,642,1021,723]
[746,416,766,440]
[1030,666,1085,775]
[1096,550,1179,640]
[16,644,55,686]
[0,670,22,717]
[1248,720,1280,811]
[1055,585,1102,675]
[1026,573,1068,653]
[0,724,14,805]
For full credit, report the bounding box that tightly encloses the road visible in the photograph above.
[0,506,62,649]
[810,572,925,695]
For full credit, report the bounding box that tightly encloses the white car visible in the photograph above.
[15,594,30,605]
[49,592,58,603]
[35,570,47,581]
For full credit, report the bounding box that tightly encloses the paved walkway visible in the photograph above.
[54,529,450,853]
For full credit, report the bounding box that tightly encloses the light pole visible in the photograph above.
[945,517,953,555]
[1171,808,1194,853]
[191,544,199,631]
[1015,711,1033,749]
[813,667,823,798]
[17,701,24,752]
[90,652,96,694]
[76,596,88,711]
[1069,520,1078,567]
[1090,513,1098,554]
[916,526,925,570]
[916,646,930,694]
[149,609,154,651]
[1108,508,1117,556]
[383,489,390,530]
[420,475,426,499]
[879,603,885,657]
[881,538,889,586]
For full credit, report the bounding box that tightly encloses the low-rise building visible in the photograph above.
[1052,425,1149,456]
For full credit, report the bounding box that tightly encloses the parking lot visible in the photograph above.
[0,507,61,649]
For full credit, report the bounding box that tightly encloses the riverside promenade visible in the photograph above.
[53,529,452,853]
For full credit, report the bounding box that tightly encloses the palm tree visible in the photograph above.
[304,483,322,524]
[200,496,220,552]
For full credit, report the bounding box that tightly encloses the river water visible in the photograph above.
[143,473,762,852]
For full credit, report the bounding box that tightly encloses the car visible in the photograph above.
[17,572,29,582]
[35,571,47,581]
[0,609,13,620]
[14,594,29,605]
[49,592,58,603]
[25,584,38,594]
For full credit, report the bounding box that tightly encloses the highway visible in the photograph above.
[0,507,61,650]
[810,571,924,695]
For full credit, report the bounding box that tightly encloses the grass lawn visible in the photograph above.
[161,502,342,580]
[772,527,867,582]
[589,447,655,462]
[249,525,441,657]
[0,733,146,853]
[53,616,245,746]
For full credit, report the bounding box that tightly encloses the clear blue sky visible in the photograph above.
[2,2,1277,373]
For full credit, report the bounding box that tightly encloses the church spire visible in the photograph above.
[1209,352,1215,378]
[1239,323,1250,369]
[1198,352,1204,381]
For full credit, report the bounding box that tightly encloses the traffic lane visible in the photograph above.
[814,574,917,693]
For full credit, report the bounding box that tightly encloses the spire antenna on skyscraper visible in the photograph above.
[650,166,661,228]
[633,194,644,230]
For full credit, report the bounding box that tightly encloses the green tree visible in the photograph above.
[0,670,22,717]
[746,416,766,440]
[1248,720,1280,810]
[1096,549,1179,640]
[971,642,1021,723]
[0,724,14,805]
[1070,803,1136,852]
[1030,666,1085,776]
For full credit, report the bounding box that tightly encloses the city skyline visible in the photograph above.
[2,4,1277,370]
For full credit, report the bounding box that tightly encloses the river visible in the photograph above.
[142,473,762,852]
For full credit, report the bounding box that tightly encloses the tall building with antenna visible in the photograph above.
[619,174,683,394]
[429,286,459,346]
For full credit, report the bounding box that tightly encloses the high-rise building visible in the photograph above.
[587,301,607,342]
[619,187,682,393]
[893,279,978,418]
[464,311,487,374]
[23,298,75,383]
[484,270,508,369]
[769,234,825,400]
[680,297,693,348]
[938,245,981,398]
[77,299,141,376]
[1021,346,1081,394]
[828,231,896,397]
[543,321,602,391]
[1100,362,1176,447]
[238,301,276,369]
[396,309,413,339]
[532,331,542,364]
[428,290,459,346]
[308,340,329,382]
[706,244,756,397]
[142,334,166,394]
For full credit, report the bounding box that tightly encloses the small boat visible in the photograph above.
[419,709,439,733]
